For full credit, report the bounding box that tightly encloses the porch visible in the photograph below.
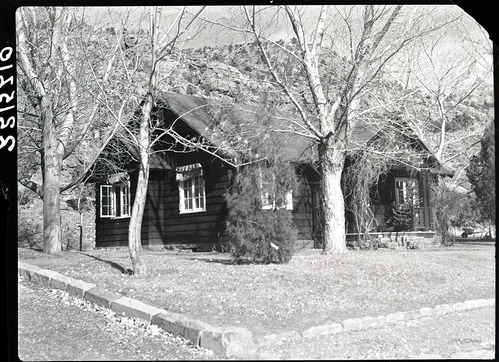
[359,170,435,233]
[368,205,433,232]
[343,169,437,250]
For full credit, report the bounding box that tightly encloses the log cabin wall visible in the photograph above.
[133,156,315,248]
[95,170,144,247]
[291,164,322,243]
[144,150,231,249]
[94,206,131,247]
[290,169,314,241]
[95,162,436,247]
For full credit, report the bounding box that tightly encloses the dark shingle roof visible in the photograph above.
[156,91,316,162]
[157,92,213,134]
[127,146,172,170]
[155,92,453,176]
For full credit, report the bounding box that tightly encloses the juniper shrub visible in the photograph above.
[224,160,297,263]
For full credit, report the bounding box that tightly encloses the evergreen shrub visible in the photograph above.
[224,160,297,264]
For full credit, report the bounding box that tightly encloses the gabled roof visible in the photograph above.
[127,146,173,170]
[157,91,212,135]
[155,91,453,176]
[346,119,454,177]
[156,91,317,163]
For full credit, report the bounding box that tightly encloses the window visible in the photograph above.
[260,172,293,211]
[176,163,206,214]
[394,177,420,208]
[120,185,130,216]
[100,185,115,217]
[99,176,131,218]
[261,187,293,210]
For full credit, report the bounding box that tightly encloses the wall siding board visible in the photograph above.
[137,151,231,248]
[96,154,318,247]
[95,181,132,247]
[290,170,315,240]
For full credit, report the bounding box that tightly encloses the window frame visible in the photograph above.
[120,184,131,217]
[100,185,116,218]
[99,182,131,219]
[259,170,293,211]
[261,188,293,211]
[177,166,206,214]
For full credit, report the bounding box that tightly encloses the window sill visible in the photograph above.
[100,216,131,219]
[179,209,206,215]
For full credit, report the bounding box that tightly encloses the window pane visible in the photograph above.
[286,190,293,210]
[195,193,204,209]
[100,185,115,217]
[183,179,193,210]
[179,176,205,213]
[261,182,273,208]
[395,178,419,207]
[193,176,205,210]
[121,186,130,216]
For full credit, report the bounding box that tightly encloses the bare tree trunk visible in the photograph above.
[435,96,447,161]
[42,102,62,254]
[17,7,70,254]
[127,7,162,275]
[124,6,204,274]
[319,140,347,254]
[127,95,152,275]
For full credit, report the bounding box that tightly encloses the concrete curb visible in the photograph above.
[18,262,255,358]
[18,261,494,358]
[407,349,495,359]
[256,298,495,346]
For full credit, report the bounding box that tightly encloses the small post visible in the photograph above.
[79,212,83,251]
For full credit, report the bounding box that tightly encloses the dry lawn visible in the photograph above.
[17,244,495,338]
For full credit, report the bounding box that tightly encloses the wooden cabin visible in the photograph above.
[93,92,453,249]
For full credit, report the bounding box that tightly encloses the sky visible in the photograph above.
[79,5,491,50]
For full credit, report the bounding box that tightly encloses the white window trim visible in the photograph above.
[259,169,293,211]
[262,189,293,211]
[285,189,293,211]
[99,182,131,219]
[120,185,131,217]
[100,185,115,218]
[177,165,206,214]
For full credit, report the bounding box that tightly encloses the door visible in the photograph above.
[394,177,421,231]
[394,177,420,208]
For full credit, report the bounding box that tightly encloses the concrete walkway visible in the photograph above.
[18,261,495,359]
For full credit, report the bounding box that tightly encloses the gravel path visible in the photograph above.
[18,281,218,361]
[256,306,495,359]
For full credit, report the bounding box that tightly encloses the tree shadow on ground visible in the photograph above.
[194,257,275,266]
[192,257,236,265]
[81,253,134,275]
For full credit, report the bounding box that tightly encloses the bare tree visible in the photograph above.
[408,26,493,164]
[384,9,494,197]
[17,7,136,254]
[203,5,460,254]
[123,6,205,274]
